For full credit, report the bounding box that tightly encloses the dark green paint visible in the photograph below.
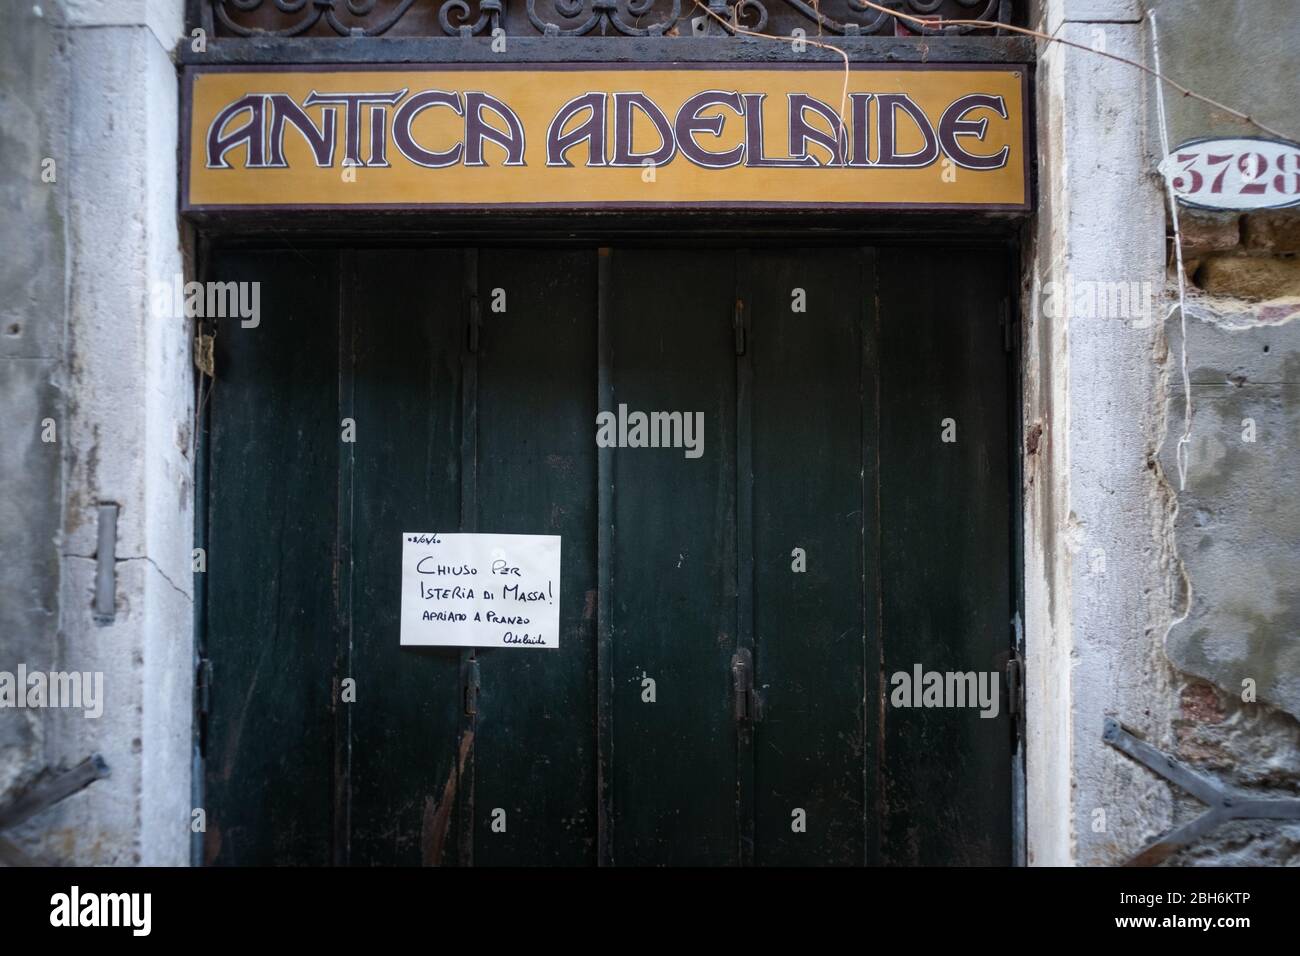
[750,248,870,866]
[473,249,599,865]
[204,249,339,866]
[608,249,739,865]
[346,249,465,866]
[878,248,1013,865]
[203,244,1013,866]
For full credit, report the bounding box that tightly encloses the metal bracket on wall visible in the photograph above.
[93,503,119,625]
[1102,718,1300,866]
[0,755,111,866]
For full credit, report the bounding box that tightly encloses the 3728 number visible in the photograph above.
[1164,138,1300,210]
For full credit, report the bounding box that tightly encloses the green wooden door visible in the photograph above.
[202,244,1012,866]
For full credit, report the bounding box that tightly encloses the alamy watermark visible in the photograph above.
[596,404,704,459]
[151,274,261,328]
[50,886,150,936]
[1038,272,1156,328]
[0,666,103,719]
[889,664,1000,719]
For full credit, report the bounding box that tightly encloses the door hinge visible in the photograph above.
[464,658,481,716]
[195,657,213,759]
[733,299,746,356]
[467,293,481,354]
[196,657,213,717]
[731,648,762,722]
[1006,653,1023,717]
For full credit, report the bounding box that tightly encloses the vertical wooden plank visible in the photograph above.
[346,248,464,867]
[596,248,615,867]
[1007,287,1028,869]
[334,248,355,867]
[457,249,479,868]
[877,246,1013,865]
[191,238,213,868]
[861,247,882,867]
[734,249,755,867]
[610,248,738,866]
[750,247,866,866]
[471,247,599,865]
[204,248,339,865]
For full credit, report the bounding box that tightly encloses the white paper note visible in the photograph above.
[399,532,562,649]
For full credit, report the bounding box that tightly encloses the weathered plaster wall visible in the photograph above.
[1165,214,1299,716]
[1151,0,1300,867]
[1149,0,1300,868]
[0,0,69,817]
[1026,0,1299,865]
[1026,0,1175,866]
[0,1,192,865]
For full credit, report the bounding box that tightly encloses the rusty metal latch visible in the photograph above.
[731,648,762,723]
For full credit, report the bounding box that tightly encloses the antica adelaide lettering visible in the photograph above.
[186,67,1027,209]
[207,88,1009,172]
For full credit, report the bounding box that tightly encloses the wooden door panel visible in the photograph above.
[877,247,1013,865]
[347,249,466,866]
[608,248,739,866]
[473,248,600,865]
[750,247,872,866]
[204,249,340,865]
[203,243,1015,867]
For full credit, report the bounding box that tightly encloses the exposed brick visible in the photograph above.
[1177,211,1241,256]
[1180,681,1225,724]
[1242,210,1300,254]
[1195,254,1300,300]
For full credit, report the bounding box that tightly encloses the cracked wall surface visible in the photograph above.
[0,1,192,865]
[1151,0,1300,866]
[1160,211,1300,865]
[0,0,68,813]
[1025,0,1299,866]
[1163,228,1299,717]
[1025,0,1175,866]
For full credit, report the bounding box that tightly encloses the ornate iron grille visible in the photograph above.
[198,0,1015,40]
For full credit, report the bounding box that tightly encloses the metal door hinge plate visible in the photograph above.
[731,648,762,722]
[1006,655,1023,717]
[196,658,213,717]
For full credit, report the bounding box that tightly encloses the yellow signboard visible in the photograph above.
[183,65,1028,212]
